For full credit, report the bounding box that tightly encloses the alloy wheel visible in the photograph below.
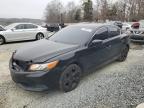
[37,34,44,40]
[118,46,129,62]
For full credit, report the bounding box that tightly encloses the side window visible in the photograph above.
[24,24,38,29]
[23,24,38,29]
[109,26,120,38]
[15,24,24,29]
[93,27,108,40]
[32,25,38,28]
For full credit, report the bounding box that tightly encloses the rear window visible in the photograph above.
[24,24,38,29]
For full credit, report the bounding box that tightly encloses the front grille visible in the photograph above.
[12,59,29,71]
[131,35,144,40]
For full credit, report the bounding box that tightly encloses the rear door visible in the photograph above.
[107,25,122,58]
[92,27,113,64]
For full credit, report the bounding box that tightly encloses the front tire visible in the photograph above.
[59,64,82,92]
[0,36,5,45]
[36,33,44,40]
[117,46,129,62]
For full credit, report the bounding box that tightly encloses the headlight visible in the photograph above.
[29,60,59,72]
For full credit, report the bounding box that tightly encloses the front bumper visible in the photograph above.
[9,59,61,91]
[130,35,144,43]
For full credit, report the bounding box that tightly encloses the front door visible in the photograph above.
[78,27,111,71]
[5,24,26,41]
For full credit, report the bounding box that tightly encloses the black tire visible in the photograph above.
[59,64,82,92]
[0,36,5,45]
[36,33,44,40]
[117,46,129,62]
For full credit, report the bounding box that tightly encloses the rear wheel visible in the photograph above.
[117,46,129,62]
[59,64,82,92]
[36,33,44,40]
[0,36,4,45]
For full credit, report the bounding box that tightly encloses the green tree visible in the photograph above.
[45,0,63,23]
[107,5,117,20]
[75,9,81,22]
[83,0,93,21]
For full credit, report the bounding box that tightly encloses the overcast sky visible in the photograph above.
[0,0,80,19]
[0,0,116,19]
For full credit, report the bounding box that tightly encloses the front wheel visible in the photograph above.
[59,64,82,92]
[117,46,129,62]
[0,36,4,45]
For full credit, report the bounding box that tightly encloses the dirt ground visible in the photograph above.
[0,42,144,108]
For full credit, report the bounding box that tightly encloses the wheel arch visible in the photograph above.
[36,32,44,36]
[65,60,84,73]
[0,35,6,43]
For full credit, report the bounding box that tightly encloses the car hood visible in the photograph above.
[0,29,12,33]
[13,39,79,62]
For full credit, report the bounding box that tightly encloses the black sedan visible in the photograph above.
[9,24,129,92]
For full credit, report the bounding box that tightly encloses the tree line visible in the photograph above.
[44,0,144,23]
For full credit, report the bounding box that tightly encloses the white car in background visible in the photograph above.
[0,23,48,45]
[122,23,132,31]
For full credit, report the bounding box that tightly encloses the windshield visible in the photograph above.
[123,23,129,26]
[49,25,96,45]
[5,23,17,30]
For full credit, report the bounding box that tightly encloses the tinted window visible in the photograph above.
[109,26,120,37]
[24,24,38,29]
[15,24,24,29]
[49,25,96,45]
[93,27,108,40]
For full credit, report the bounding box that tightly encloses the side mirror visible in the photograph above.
[11,28,16,31]
[90,39,103,47]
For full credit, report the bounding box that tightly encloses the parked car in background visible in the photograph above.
[10,24,129,92]
[129,21,144,43]
[130,28,144,43]
[0,23,48,45]
[122,23,131,31]
[131,22,140,29]
[44,23,66,32]
[108,21,123,29]
[139,20,144,28]
[0,25,5,31]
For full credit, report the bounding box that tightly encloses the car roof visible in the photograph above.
[5,23,39,30]
[70,23,112,28]
[68,23,118,32]
[11,22,37,25]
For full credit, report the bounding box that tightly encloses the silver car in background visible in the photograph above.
[0,23,48,45]
[122,23,132,31]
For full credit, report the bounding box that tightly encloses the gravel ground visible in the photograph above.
[0,42,144,108]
